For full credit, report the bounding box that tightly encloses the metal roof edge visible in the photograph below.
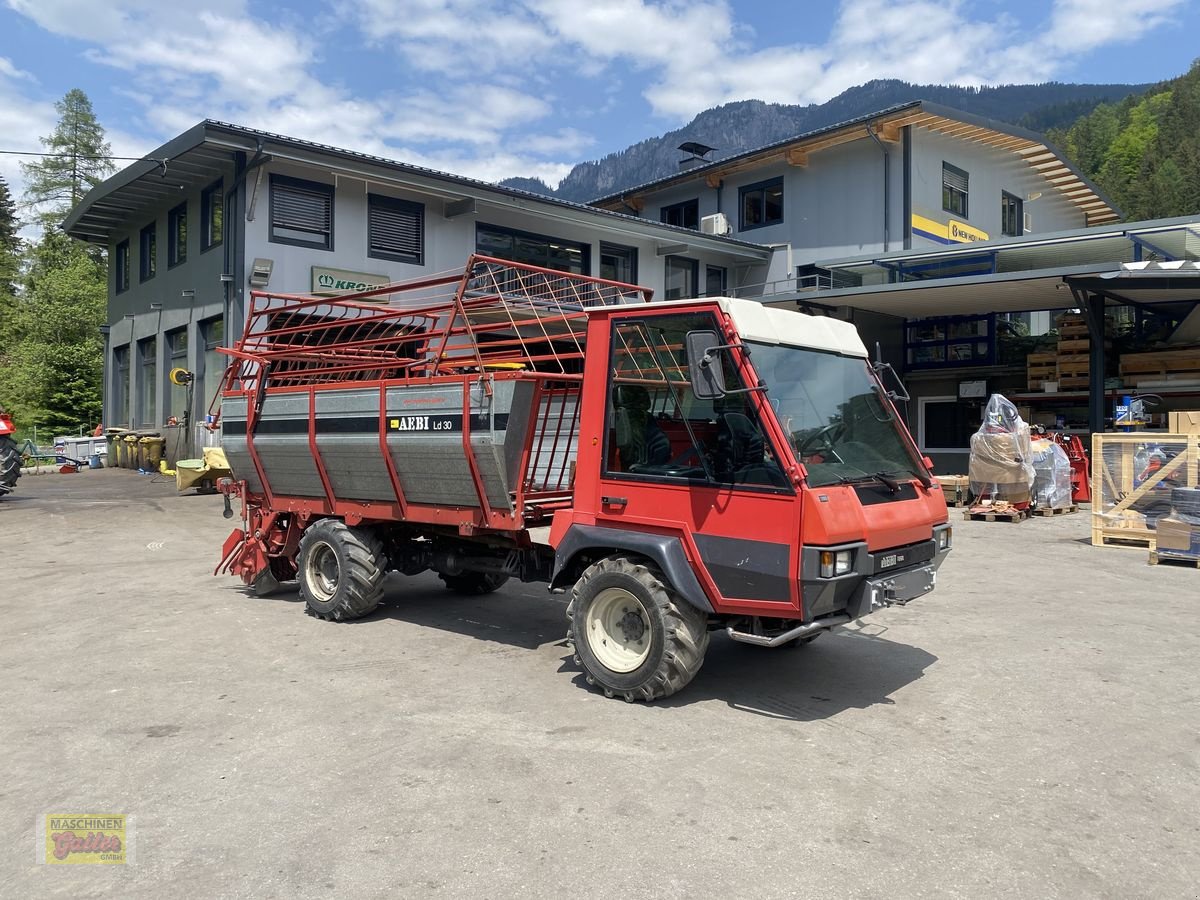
[814,214,1200,270]
[62,121,211,237]
[764,261,1119,306]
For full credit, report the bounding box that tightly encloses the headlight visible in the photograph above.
[819,549,853,578]
[937,528,952,550]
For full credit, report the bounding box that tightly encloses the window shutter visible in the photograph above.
[273,182,332,235]
[942,165,968,193]
[369,196,423,262]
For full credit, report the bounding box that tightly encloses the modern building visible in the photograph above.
[64,120,770,458]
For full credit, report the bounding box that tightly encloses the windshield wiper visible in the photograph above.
[834,469,909,493]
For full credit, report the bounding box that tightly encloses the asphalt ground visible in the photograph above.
[1,468,1197,898]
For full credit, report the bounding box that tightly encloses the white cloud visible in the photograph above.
[0,0,1190,220]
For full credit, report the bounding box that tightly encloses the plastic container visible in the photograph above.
[122,435,140,469]
[139,436,165,470]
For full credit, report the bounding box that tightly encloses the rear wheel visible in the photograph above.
[298,518,387,621]
[439,571,509,595]
[567,555,709,702]
[0,435,20,496]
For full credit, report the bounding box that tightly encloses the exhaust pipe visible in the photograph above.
[725,614,851,648]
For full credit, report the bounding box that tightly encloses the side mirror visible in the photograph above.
[686,330,726,400]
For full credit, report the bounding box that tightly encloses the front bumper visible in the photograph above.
[801,524,951,621]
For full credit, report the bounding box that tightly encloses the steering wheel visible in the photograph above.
[796,422,844,457]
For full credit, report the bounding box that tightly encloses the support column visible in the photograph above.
[1074,286,1107,435]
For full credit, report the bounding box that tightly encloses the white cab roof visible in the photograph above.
[716,296,868,358]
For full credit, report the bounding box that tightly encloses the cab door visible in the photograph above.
[592,309,801,615]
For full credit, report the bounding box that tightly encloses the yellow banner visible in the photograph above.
[911,214,989,244]
[42,814,128,865]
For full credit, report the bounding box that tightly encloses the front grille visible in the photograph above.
[870,540,935,575]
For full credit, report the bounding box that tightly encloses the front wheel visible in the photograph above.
[567,555,709,702]
[297,518,387,621]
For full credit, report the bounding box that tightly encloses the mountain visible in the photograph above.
[501,79,1151,203]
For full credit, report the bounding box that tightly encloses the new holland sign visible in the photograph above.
[311,266,391,298]
[911,214,989,245]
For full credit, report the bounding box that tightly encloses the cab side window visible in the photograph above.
[606,313,786,487]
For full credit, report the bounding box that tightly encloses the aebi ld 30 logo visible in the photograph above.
[38,814,133,864]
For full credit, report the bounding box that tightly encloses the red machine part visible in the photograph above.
[0,412,15,436]
[1049,432,1092,503]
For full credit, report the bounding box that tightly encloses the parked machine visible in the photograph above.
[0,408,20,497]
[215,256,951,701]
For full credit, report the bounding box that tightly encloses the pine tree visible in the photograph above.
[19,88,116,230]
[4,90,113,436]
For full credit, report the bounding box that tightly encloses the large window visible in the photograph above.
[739,177,783,230]
[599,242,638,284]
[138,337,157,427]
[168,202,187,267]
[919,396,981,452]
[201,317,225,416]
[660,199,699,230]
[942,162,968,217]
[167,327,189,423]
[115,240,130,293]
[1001,191,1023,237]
[113,345,131,426]
[367,193,423,264]
[606,312,783,488]
[270,175,334,250]
[476,223,588,274]
[663,255,698,300]
[139,222,157,282]
[201,180,223,252]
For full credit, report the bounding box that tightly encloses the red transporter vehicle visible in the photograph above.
[0,408,20,497]
[216,256,951,701]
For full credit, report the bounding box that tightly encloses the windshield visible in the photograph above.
[748,341,925,488]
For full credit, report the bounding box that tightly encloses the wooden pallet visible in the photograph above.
[1057,355,1092,377]
[1148,549,1200,568]
[1031,505,1078,516]
[1094,528,1157,549]
[1057,376,1090,389]
[963,506,1029,523]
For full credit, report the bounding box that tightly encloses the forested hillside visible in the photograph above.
[1050,61,1200,220]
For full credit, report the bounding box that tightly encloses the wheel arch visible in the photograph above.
[551,524,713,613]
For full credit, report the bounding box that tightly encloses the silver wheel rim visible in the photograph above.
[586,587,651,673]
[305,541,340,603]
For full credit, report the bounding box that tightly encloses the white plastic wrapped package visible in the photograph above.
[968,394,1035,503]
[1030,439,1073,509]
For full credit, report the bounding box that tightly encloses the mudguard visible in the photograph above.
[551,524,713,613]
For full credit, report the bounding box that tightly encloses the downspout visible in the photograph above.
[867,125,890,252]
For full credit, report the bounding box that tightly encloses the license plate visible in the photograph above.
[878,552,905,570]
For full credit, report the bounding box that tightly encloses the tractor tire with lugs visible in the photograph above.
[567,555,709,702]
[297,518,387,621]
[0,436,20,496]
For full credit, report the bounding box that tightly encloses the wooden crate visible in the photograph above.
[1026,351,1058,390]
[1090,432,1200,548]
[1168,411,1200,435]
[1119,348,1200,387]
[1057,356,1092,377]
[935,475,970,507]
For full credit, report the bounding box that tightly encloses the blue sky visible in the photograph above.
[1,0,1197,212]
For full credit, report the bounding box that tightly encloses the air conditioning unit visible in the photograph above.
[700,212,731,236]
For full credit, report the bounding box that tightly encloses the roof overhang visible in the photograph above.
[592,100,1119,227]
[64,121,771,262]
[764,261,1200,319]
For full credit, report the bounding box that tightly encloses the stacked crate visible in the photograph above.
[1026,351,1058,390]
[1055,313,1112,390]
